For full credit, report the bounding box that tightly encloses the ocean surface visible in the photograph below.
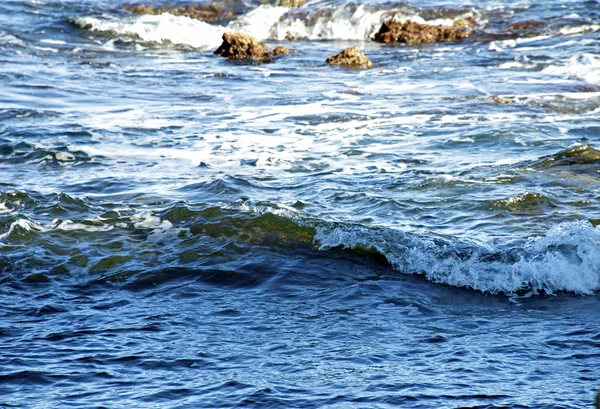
[1,0,600,407]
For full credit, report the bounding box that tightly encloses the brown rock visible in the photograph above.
[278,0,306,8]
[507,20,545,31]
[453,17,476,28]
[123,1,244,24]
[374,20,472,44]
[266,45,293,57]
[214,32,292,61]
[325,47,372,69]
[215,32,267,59]
[124,4,163,15]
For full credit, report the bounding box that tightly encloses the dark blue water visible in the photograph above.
[1,0,600,407]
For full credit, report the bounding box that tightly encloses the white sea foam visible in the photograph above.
[0,31,25,46]
[271,4,396,40]
[54,219,114,232]
[314,220,600,295]
[129,212,187,243]
[0,219,48,241]
[75,14,225,49]
[542,53,600,85]
[0,202,12,215]
[559,24,600,36]
[227,5,290,40]
[489,35,552,52]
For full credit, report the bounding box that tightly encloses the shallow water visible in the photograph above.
[1,0,600,407]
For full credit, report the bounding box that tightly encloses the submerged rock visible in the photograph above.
[506,20,546,31]
[374,20,472,44]
[325,47,372,69]
[533,144,600,169]
[214,32,292,61]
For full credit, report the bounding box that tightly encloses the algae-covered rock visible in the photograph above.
[375,20,472,44]
[190,211,316,247]
[325,47,372,69]
[214,32,292,61]
[533,144,600,169]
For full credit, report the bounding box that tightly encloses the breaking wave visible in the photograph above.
[4,191,597,295]
[314,219,600,295]
[72,3,478,47]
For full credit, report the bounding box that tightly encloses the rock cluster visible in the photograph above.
[374,20,472,44]
[214,32,292,61]
[324,47,372,69]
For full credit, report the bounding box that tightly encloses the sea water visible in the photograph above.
[1,0,599,407]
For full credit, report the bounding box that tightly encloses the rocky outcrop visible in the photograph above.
[123,1,244,24]
[214,32,292,61]
[325,47,372,69]
[374,20,472,44]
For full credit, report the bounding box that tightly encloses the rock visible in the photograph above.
[506,20,545,31]
[214,32,292,61]
[453,17,476,28]
[215,32,267,59]
[123,1,244,24]
[124,4,163,15]
[374,20,472,44]
[325,47,372,69]
[267,45,292,57]
[278,0,306,8]
[486,96,515,105]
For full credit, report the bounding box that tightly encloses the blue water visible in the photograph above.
[1,0,600,407]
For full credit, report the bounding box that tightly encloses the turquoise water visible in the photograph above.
[1,0,599,407]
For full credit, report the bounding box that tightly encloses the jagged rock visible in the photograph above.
[374,20,472,44]
[278,0,306,8]
[214,32,292,61]
[215,32,267,59]
[325,47,372,69]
